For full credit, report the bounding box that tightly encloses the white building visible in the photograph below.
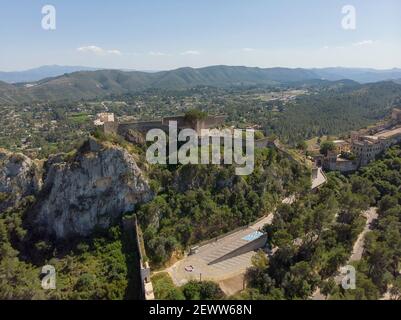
[94,113,115,126]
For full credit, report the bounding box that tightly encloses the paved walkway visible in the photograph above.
[166,216,272,287]
[163,197,295,292]
[312,167,327,190]
[157,169,318,292]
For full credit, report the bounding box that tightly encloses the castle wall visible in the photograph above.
[208,234,268,266]
[162,115,226,134]
[254,138,278,149]
[117,121,168,136]
[162,116,188,127]
[202,115,227,129]
[102,121,119,135]
[99,114,227,138]
[123,215,154,300]
[391,108,401,124]
[336,160,358,172]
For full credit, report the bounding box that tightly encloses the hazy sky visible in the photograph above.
[1,0,401,71]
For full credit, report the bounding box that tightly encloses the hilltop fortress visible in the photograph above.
[315,108,401,173]
[94,112,227,137]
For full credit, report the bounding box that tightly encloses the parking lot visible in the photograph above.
[166,215,273,286]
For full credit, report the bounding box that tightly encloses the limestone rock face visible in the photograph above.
[0,149,41,212]
[34,139,153,238]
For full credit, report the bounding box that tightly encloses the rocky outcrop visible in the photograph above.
[0,148,42,212]
[0,138,153,239]
[34,138,153,238]
[125,129,146,146]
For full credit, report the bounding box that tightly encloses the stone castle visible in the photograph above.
[316,108,401,173]
[94,112,227,138]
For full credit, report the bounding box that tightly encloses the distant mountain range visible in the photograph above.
[0,65,99,83]
[312,67,401,84]
[1,65,401,84]
[0,65,401,104]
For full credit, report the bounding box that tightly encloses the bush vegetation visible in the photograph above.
[152,272,224,300]
[242,144,401,300]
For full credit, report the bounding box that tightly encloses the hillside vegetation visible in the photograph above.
[0,137,310,299]
[267,81,401,143]
[0,66,331,104]
[138,147,311,266]
[240,144,401,300]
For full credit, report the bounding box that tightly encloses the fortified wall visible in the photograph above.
[123,215,154,300]
[95,112,300,163]
[162,115,227,134]
[117,121,168,136]
[95,113,227,137]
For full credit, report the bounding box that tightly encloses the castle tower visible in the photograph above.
[391,108,401,124]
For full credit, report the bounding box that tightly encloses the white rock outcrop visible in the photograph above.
[0,138,153,239]
[34,138,152,238]
[0,149,41,212]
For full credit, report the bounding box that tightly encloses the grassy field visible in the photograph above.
[68,112,90,124]
[305,135,339,152]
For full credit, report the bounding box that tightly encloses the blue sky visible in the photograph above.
[0,0,400,71]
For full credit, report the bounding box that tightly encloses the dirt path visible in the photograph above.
[349,208,378,262]
[311,207,378,300]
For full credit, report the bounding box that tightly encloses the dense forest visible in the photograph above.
[335,145,401,299]
[267,81,401,143]
[152,273,224,300]
[2,80,401,160]
[239,144,401,300]
[0,136,310,299]
[2,83,401,299]
[137,147,311,266]
[2,133,401,300]
[0,198,141,299]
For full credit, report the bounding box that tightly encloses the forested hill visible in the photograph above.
[0,81,21,104]
[1,65,401,104]
[0,136,310,299]
[268,81,401,143]
[0,66,335,104]
[0,65,99,84]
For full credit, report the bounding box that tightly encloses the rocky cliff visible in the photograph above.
[0,138,153,238]
[0,148,42,212]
